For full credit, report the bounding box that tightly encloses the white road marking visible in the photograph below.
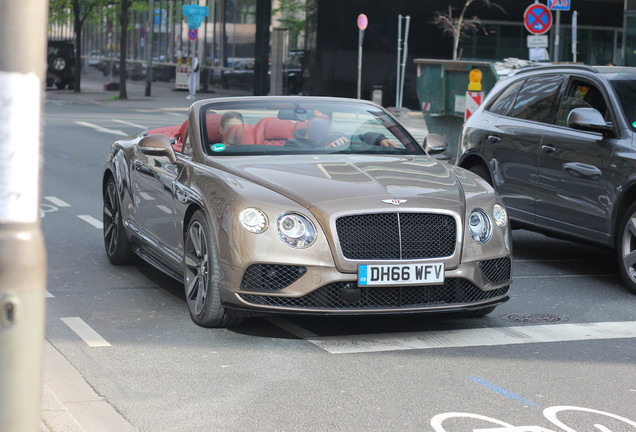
[112,119,147,129]
[139,192,155,201]
[298,321,636,354]
[74,121,127,136]
[77,215,103,229]
[61,317,111,347]
[44,196,71,207]
[156,205,173,214]
[46,291,54,298]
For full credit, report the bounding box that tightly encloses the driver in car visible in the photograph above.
[285,109,400,149]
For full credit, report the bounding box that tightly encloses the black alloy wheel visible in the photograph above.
[617,201,636,294]
[103,177,135,265]
[184,211,243,327]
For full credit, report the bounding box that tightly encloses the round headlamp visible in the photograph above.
[469,209,492,244]
[239,208,268,233]
[277,212,317,248]
[493,204,508,228]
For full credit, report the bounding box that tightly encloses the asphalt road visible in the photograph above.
[41,95,636,432]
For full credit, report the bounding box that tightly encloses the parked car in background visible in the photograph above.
[103,96,512,327]
[458,64,636,294]
[47,40,75,89]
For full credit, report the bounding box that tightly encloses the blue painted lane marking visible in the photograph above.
[466,376,539,407]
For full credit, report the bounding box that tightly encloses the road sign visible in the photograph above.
[527,35,549,48]
[549,0,570,11]
[524,3,552,35]
[188,28,198,41]
[357,14,368,31]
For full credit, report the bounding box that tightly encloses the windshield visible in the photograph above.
[199,99,423,156]
[609,79,636,131]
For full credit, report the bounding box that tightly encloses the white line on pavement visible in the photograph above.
[301,321,636,354]
[77,215,103,229]
[112,119,147,129]
[44,196,71,207]
[46,291,54,298]
[74,121,127,136]
[61,317,111,347]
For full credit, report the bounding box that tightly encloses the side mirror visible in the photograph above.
[139,134,177,164]
[423,134,449,155]
[567,108,612,133]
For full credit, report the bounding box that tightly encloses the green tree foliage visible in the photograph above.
[49,0,108,92]
[272,0,306,50]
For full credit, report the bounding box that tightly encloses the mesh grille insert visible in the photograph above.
[479,257,512,284]
[240,265,307,291]
[336,213,456,260]
[239,280,509,309]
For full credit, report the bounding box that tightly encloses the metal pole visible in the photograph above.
[396,14,402,108]
[0,0,48,430]
[357,28,364,99]
[572,10,578,63]
[554,10,560,62]
[145,0,155,96]
[398,15,410,110]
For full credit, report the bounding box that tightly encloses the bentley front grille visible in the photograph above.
[240,264,307,291]
[239,279,508,309]
[335,213,457,260]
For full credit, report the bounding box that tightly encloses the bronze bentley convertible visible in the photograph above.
[102,97,512,327]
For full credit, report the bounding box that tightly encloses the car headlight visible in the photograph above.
[239,207,268,233]
[277,212,316,248]
[468,209,492,244]
[493,204,507,228]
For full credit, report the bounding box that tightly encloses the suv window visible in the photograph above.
[486,79,524,115]
[557,79,609,127]
[509,75,564,124]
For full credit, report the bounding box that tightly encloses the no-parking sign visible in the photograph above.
[524,3,552,35]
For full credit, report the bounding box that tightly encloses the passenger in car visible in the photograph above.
[285,108,399,149]
[218,112,245,146]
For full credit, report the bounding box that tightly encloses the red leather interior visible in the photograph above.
[254,117,295,146]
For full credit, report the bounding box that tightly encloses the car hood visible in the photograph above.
[211,154,467,210]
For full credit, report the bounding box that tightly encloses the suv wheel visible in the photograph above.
[617,201,636,294]
[468,164,493,186]
[52,56,67,71]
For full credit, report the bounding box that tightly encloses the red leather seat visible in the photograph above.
[239,124,256,145]
[254,117,295,146]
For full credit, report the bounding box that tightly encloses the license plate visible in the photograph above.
[358,263,444,286]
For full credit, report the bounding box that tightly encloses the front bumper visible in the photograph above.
[222,257,511,315]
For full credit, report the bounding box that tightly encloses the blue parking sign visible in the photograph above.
[549,0,570,11]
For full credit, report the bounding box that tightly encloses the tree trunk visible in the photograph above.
[453,0,474,60]
[119,0,131,99]
[72,0,82,92]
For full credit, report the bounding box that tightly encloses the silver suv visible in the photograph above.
[458,65,636,294]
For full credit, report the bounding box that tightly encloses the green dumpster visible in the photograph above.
[413,59,499,161]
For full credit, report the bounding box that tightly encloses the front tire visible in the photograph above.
[184,211,243,327]
[103,177,135,265]
[617,202,636,294]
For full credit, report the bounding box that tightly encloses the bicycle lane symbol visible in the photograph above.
[431,406,636,432]
[40,203,59,218]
